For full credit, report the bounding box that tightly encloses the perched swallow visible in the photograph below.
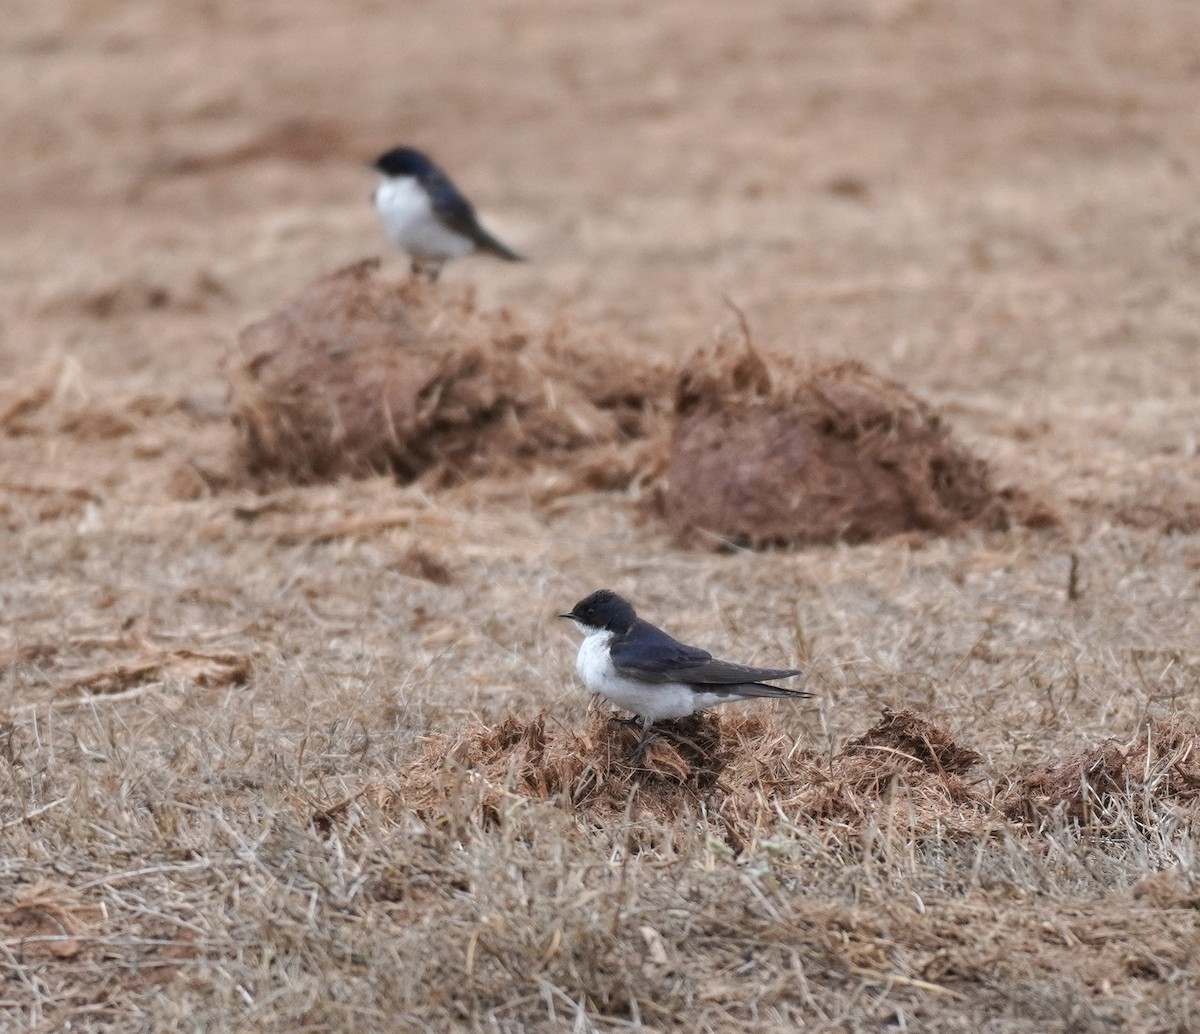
[559,589,811,759]
[370,146,523,279]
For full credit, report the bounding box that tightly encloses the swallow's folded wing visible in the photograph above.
[426,171,524,261]
[425,172,481,234]
[611,621,800,686]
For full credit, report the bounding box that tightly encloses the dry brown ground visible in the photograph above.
[3,1,1200,1030]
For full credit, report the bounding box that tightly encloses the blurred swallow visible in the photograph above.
[371,146,523,279]
[559,589,810,759]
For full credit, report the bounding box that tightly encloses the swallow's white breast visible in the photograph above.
[574,630,713,722]
[373,176,474,261]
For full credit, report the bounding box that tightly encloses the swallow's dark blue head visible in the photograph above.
[559,590,637,635]
[373,146,437,179]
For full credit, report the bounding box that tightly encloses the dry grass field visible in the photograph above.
[4,1,1200,1030]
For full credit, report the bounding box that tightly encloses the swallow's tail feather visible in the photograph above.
[732,683,813,700]
[698,683,813,704]
[474,228,525,262]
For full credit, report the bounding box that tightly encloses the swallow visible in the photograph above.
[371,145,523,279]
[559,589,811,759]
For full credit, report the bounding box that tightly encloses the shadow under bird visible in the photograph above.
[559,589,812,759]
[371,145,524,279]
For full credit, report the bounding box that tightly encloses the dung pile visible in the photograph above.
[226,264,1048,549]
[661,344,1032,548]
[347,707,990,847]
[1004,717,1200,829]
[759,707,989,836]
[843,705,984,777]
[227,260,668,488]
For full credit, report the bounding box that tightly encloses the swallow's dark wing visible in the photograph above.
[423,169,524,261]
[611,620,802,686]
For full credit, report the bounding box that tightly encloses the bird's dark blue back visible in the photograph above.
[611,619,712,676]
[611,617,802,686]
[424,170,477,223]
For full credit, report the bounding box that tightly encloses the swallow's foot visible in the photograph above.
[607,714,641,728]
[627,726,655,765]
[410,258,444,283]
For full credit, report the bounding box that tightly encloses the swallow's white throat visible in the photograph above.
[373,175,473,261]
[573,627,614,687]
[572,627,729,723]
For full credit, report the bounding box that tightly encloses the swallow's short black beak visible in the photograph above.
[557,611,575,620]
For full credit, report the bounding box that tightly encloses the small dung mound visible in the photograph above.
[797,708,986,832]
[662,345,1025,548]
[227,260,667,488]
[345,708,989,846]
[373,712,733,829]
[844,706,985,777]
[1004,717,1200,829]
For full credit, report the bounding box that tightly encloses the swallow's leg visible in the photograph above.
[410,258,443,283]
[629,717,655,763]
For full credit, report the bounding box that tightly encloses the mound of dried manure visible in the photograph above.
[662,344,1027,548]
[350,708,990,847]
[228,260,668,488]
[227,264,1048,550]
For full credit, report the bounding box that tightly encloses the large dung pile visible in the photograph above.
[227,260,668,488]
[339,708,990,847]
[662,345,1023,548]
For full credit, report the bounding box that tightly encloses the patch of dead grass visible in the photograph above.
[5,0,1200,1029]
[1005,716,1200,830]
